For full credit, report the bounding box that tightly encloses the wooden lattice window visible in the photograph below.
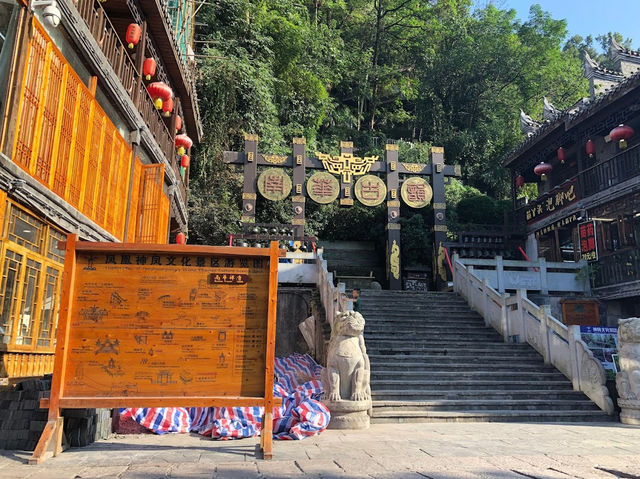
[12,25,47,169]
[34,47,64,184]
[126,158,143,243]
[137,164,167,244]
[0,201,64,353]
[11,20,135,240]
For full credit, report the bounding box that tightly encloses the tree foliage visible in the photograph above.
[188,1,627,260]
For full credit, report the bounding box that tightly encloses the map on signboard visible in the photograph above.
[64,252,271,398]
[580,326,619,380]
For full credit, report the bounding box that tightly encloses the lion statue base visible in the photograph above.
[617,318,640,425]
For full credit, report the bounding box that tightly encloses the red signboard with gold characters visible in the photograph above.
[31,236,282,464]
[579,220,599,261]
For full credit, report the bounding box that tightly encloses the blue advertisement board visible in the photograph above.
[580,326,619,379]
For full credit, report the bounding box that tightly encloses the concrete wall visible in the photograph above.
[276,287,313,357]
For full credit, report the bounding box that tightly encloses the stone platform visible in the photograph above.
[2,422,640,478]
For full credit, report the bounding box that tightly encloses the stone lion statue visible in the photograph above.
[322,310,371,402]
[617,318,640,401]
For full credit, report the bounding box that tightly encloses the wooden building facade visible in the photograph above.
[504,39,640,325]
[0,0,200,381]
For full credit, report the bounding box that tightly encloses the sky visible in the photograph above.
[474,0,639,50]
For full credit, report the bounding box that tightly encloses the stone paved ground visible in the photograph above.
[2,422,640,478]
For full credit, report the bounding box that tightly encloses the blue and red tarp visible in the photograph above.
[121,354,330,440]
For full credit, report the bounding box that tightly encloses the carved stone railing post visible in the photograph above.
[617,318,640,424]
[322,311,371,429]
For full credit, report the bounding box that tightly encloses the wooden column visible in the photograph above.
[430,147,448,291]
[385,144,402,290]
[339,141,354,206]
[241,134,259,227]
[292,138,306,241]
[132,21,148,108]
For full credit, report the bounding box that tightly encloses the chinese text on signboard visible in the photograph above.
[579,220,598,261]
[525,180,578,224]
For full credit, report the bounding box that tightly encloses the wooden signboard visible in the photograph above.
[560,299,600,326]
[31,236,282,463]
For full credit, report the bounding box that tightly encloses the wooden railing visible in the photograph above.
[453,255,615,415]
[76,0,137,95]
[594,248,640,289]
[515,144,640,226]
[73,0,187,206]
[580,144,640,197]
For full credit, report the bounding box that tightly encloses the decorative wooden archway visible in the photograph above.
[224,135,460,289]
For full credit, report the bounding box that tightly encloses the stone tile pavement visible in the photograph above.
[2,422,640,478]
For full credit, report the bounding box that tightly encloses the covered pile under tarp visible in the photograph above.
[121,354,330,440]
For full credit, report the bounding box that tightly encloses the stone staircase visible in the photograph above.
[360,290,614,423]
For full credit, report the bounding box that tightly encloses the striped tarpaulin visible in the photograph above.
[121,354,330,440]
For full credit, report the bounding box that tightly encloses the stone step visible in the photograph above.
[370,370,566,381]
[370,362,549,372]
[372,399,601,412]
[364,319,484,326]
[371,389,589,401]
[367,340,515,349]
[368,352,542,362]
[370,410,614,424]
[367,344,537,354]
[365,331,502,340]
[369,380,573,391]
[361,305,473,313]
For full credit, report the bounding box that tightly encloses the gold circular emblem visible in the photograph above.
[354,175,387,207]
[401,177,432,208]
[307,172,339,204]
[257,168,292,201]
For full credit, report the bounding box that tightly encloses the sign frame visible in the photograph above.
[31,236,282,463]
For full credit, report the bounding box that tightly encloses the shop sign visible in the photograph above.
[578,220,598,261]
[534,213,578,238]
[525,180,578,224]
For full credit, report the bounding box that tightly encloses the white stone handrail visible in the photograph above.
[453,255,614,415]
[316,248,351,328]
[457,256,590,294]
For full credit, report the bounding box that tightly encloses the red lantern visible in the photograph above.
[175,115,183,133]
[557,147,566,164]
[146,82,172,110]
[586,139,596,158]
[143,58,157,81]
[534,162,552,182]
[176,232,186,245]
[175,134,193,155]
[515,174,525,188]
[610,124,634,149]
[180,155,190,168]
[125,24,141,50]
[162,97,174,117]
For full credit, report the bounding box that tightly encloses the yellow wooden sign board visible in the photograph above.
[31,236,282,463]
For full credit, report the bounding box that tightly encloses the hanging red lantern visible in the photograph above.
[175,134,193,155]
[176,232,186,245]
[146,82,172,110]
[534,162,552,182]
[515,174,525,188]
[125,24,141,49]
[557,147,566,164]
[175,115,183,133]
[180,155,190,168]
[610,124,635,149]
[143,58,157,80]
[162,97,174,117]
[586,139,596,158]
